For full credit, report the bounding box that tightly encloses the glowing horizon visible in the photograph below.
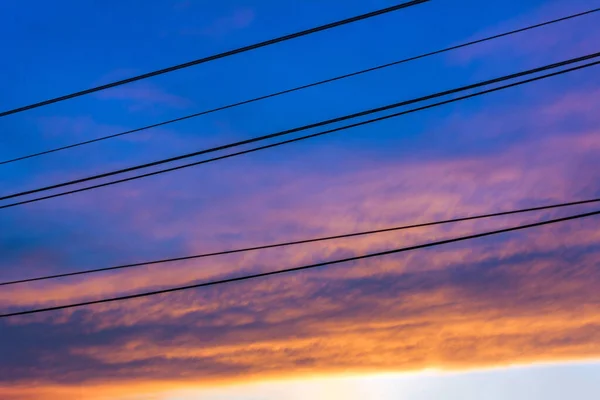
[4,360,600,400]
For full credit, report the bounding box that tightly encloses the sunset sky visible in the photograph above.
[1,0,600,398]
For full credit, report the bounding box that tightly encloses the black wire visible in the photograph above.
[3,197,598,287]
[0,0,428,118]
[2,209,598,318]
[1,58,599,210]
[2,51,599,203]
[2,7,598,166]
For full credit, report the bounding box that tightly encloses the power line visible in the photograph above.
[3,197,598,287]
[0,0,428,118]
[2,51,599,204]
[2,209,598,318]
[2,7,598,166]
[1,57,599,210]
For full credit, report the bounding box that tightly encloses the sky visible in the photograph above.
[1,0,600,398]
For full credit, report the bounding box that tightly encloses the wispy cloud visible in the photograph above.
[95,82,192,112]
[180,8,255,37]
[447,0,600,66]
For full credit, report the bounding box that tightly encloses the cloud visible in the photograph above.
[180,8,255,37]
[446,0,600,66]
[3,238,600,394]
[3,129,600,394]
[2,40,600,399]
[95,82,192,112]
